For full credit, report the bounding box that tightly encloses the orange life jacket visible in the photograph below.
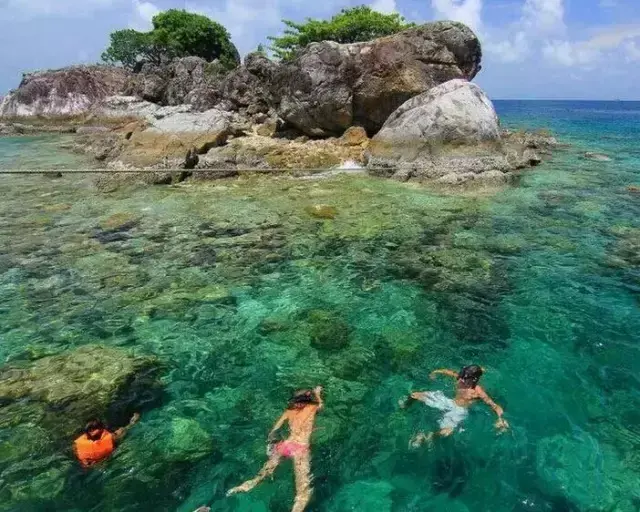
[74,430,115,467]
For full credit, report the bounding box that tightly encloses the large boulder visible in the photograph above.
[0,66,130,117]
[277,21,482,137]
[113,107,234,167]
[0,345,162,511]
[373,79,500,144]
[367,79,542,183]
[218,52,280,115]
[126,57,216,106]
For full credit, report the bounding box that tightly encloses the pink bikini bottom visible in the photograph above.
[275,441,309,458]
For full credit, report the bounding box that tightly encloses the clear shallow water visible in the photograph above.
[0,102,639,512]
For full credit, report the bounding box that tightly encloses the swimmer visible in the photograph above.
[74,413,140,467]
[401,365,508,447]
[227,386,323,512]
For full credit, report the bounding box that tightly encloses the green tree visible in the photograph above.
[268,6,414,60]
[102,9,240,70]
[255,43,267,56]
[101,29,152,70]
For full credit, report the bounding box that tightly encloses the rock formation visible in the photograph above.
[0,65,130,117]
[277,21,481,136]
[0,20,558,186]
[0,344,161,437]
[367,79,549,184]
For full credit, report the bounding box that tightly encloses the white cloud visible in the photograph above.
[541,25,640,67]
[2,0,119,17]
[586,25,640,49]
[542,40,599,67]
[521,0,565,33]
[624,39,640,61]
[370,0,397,14]
[484,31,529,62]
[129,0,159,31]
[431,0,483,32]
[599,0,617,7]
[483,0,568,63]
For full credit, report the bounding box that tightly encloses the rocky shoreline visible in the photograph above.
[0,21,559,187]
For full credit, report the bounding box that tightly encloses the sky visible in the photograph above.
[0,0,639,99]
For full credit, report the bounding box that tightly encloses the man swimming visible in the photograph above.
[227,386,323,512]
[402,365,509,447]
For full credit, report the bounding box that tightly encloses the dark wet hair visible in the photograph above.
[458,365,483,388]
[84,419,106,441]
[287,389,319,410]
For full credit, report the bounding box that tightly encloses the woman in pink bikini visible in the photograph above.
[227,386,323,512]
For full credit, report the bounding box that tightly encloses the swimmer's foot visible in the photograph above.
[409,432,433,449]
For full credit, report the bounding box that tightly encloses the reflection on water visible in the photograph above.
[1,102,640,512]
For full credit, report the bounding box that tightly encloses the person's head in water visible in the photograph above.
[84,419,106,441]
[287,389,319,410]
[457,365,483,388]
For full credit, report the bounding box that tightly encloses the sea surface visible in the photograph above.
[0,101,639,512]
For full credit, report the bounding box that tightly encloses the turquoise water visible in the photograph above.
[1,101,639,511]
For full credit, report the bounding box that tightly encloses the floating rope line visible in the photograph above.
[0,167,373,175]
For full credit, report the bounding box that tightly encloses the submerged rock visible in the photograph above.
[99,212,140,232]
[307,309,351,351]
[155,417,214,462]
[536,433,639,510]
[329,480,394,511]
[0,344,161,436]
[306,204,338,219]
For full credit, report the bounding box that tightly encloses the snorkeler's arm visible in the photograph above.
[429,369,459,380]
[113,413,141,441]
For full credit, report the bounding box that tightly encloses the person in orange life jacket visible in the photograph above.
[74,413,140,467]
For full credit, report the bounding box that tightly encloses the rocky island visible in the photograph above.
[0,14,556,187]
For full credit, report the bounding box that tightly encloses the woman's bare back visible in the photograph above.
[286,405,319,444]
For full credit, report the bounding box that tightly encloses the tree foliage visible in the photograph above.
[268,6,414,60]
[102,9,239,70]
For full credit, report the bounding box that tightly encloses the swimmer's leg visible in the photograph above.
[438,427,454,437]
[227,453,282,496]
[292,452,312,512]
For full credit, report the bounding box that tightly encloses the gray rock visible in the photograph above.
[75,126,111,134]
[374,79,499,145]
[0,65,130,117]
[368,79,505,179]
[146,108,232,133]
[277,21,482,136]
[98,95,162,118]
[164,56,208,105]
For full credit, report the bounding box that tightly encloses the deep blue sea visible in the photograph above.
[0,101,639,512]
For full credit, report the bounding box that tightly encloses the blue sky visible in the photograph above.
[0,0,639,99]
